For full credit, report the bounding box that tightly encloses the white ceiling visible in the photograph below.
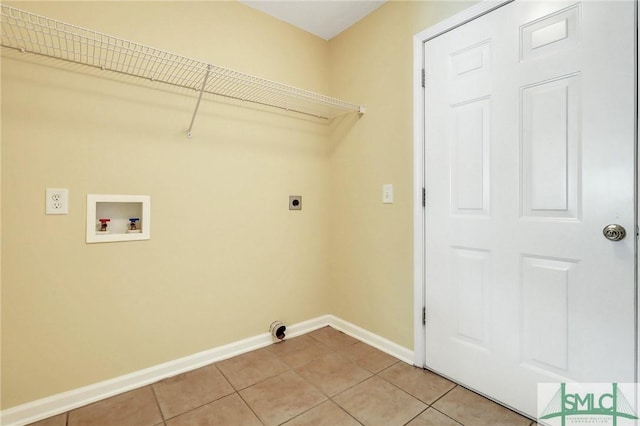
[239,0,387,40]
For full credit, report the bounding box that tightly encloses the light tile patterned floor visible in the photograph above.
[28,327,536,426]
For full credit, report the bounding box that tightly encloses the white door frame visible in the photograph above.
[412,0,639,375]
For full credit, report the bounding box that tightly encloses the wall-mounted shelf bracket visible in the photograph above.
[187,64,213,138]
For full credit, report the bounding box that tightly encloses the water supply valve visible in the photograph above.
[98,218,110,233]
[127,217,141,234]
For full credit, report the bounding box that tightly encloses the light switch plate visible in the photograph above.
[382,184,393,204]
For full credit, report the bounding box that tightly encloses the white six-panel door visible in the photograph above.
[423,0,636,417]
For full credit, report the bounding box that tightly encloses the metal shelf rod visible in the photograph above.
[187,65,212,138]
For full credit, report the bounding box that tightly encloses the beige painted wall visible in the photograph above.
[1,0,476,410]
[1,1,332,409]
[328,0,476,349]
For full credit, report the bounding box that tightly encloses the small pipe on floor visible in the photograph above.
[270,321,286,341]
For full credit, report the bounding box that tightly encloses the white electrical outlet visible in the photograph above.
[46,188,69,214]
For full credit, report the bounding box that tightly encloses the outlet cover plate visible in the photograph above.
[46,188,69,214]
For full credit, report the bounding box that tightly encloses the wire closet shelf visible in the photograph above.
[0,5,365,135]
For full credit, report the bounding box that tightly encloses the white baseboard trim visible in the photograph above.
[327,315,414,365]
[1,315,412,426]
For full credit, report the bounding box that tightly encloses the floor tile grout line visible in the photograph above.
[325,375,384,421]
[317,374,371,425]
[212,361,238,391]
[290,360,339,399]
[234,389,268,425]
[417,364,534,424]
[428,383,459,407]
[283,332,427,424]
[324,370,374,399]
[155,389,237,423]
[336,345,401,375]
[376,359,404,376]
[211,335,349,425]
[149,384,167,424]
[283,351,366,423]
[270,332,378,402]
[271,333,369,425]
[401,405,430,426]
[273,337,337,369]
[329,400,366,426]
[372,365,438,407]
[440,381,534,424]
[274,398,328,426]
[153,363,238,423]
[429,406,466,425]
[363,359,401,375]
[292,356,375,399]
[326,367,433,426]
[214,353,293,393]
[305,328,361,351]
[233,368,294,393]
[228,364,330,426]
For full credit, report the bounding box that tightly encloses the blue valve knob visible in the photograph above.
[129,217,140,230]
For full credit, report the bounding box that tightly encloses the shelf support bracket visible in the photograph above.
[186,64,212,138]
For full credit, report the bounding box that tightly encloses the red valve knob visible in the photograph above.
[99,219,111,224]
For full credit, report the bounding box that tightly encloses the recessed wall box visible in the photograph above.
[289,195,302,210]
[86,194,150,243]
